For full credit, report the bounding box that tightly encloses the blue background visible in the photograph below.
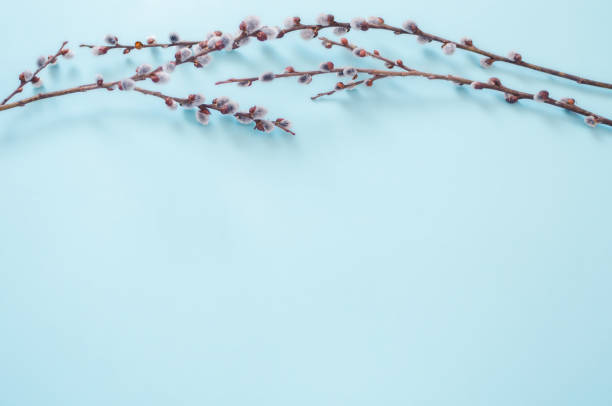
[1,0,611,404]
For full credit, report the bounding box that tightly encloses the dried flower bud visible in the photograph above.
[505,93,519,104]
[195,110,210,125]
[196,54,212,67]
[276,118,292,129]
[442,42,456,55]
[165,97,178,110]
[316,13,334,26]
[300,29,315,40]
[146,35,156,44]
[285,66,295,73]
[343,67,357,77]
[534,90,549,102]
[365,79,374,87]
[62,49,74,59]
[350,17,368,31]
[236,114,253,124]
[104,34,118,45]
[335,82,345,90]
[340,37,349,46]
[460,37,473,46]
[243,15,262,33]
[283,16,300,29]
[163,61,176,73]
[260,26,279,40]
[31,76,43,88]
[20,70,33,82]
[136,63,153,75]
[298,74,312,84]
[402,20,418,33]
[508,51,522,62]
[584,116,598,128]
[119,78,135,91]
[258,120,275,133]
[480,58,494,68]
[95,74,104,86]
[319,61,334,72]
[134,41,144,49]
[560,97,575,105]
[256,31,268,41]
[154,72,171,84]
[488,77,502,86]
[470,81,485,90]
[169,32,180,43]
[259,72,275,82]
[333,27,348,36]
[222,101,239,115]
[92,46,108,56]
[352,48,367,57]
[178,47,192,61]
[249,105,268,119]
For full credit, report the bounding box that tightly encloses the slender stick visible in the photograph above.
[133,87,295,135]
[81,15,612,91]
[365,21,612,90]
[1,41,69,105]
[216,37,612,127]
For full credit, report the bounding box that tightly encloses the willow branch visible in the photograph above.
[81,14,612,91]
[1,41,70,105]
[216,37,612,128]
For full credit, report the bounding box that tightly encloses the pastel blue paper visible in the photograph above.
[1,0,612,405]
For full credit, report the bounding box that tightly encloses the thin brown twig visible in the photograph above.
[133,87,295,135]
[1,41,69,105]
[80,15,612,91]
[216,37,612,127]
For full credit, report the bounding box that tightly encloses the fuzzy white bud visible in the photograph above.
[259,72,275,82]
[584,116,598,128]
[402,20,418,33]
[196,110,210,125]
[300,29,315,40]
[442,42,456,55]
[244,15,262,33]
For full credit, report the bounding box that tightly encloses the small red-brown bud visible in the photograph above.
[16,87,23,93]
[505,93,519,104]
[123,48,130,54]
[134,41,144,49]
[358,49,366,57]
[335,82,345,90]
[188,94,197,103]
[249,106,256,114]
[488,77,502,86]
[18,73,26,82]
[373,50,380,56]
[323,41,332,49]
[326,61,334,70]
[396,59,403,66]
[239,21,247,31]
[174,50,181,61]
[165,97,173,107]
[31,76,40,84]
[193,60,202,68]
[340,37,348,46]
[60,49,70,56]
[256,31,268,41]
[285,66,295,73]
[146,37,156,45]
[198,106,210,114]
[366,79,374,87]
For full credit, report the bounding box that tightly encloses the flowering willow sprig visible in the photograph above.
[215,37,612,128]
[81,14,612,91]
[344,16,612,90]
[1,41,74,106]
[133,87,294,134]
